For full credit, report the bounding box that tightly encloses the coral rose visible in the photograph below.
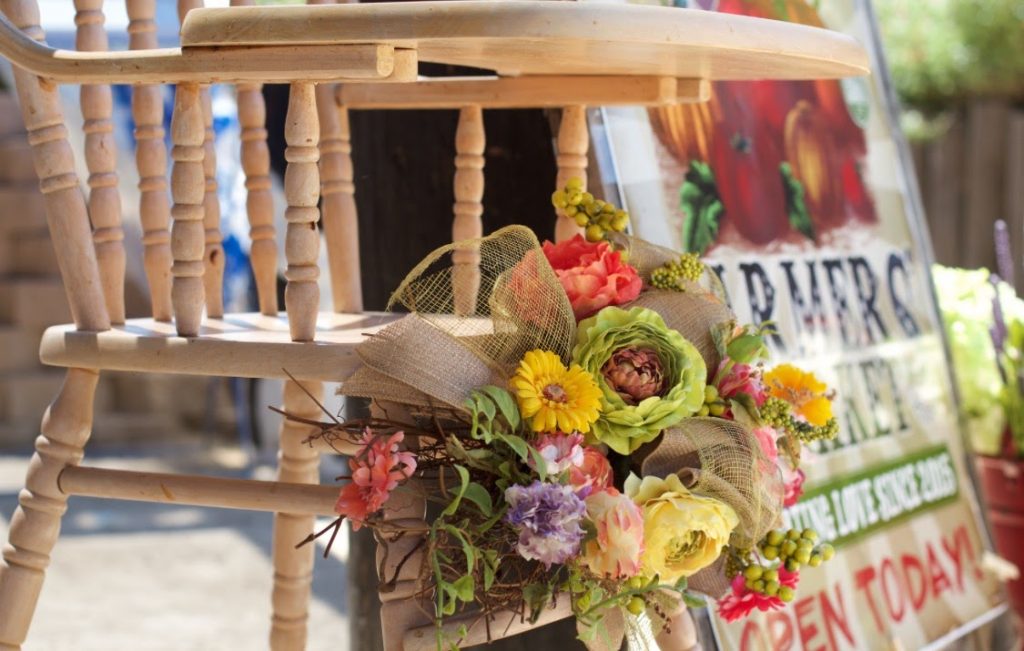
[582,488,645,578]
[542,235,642,321]
[625,473,738,583]
[569,446,614,496]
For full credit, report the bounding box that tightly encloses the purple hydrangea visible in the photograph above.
[504,480,587,568]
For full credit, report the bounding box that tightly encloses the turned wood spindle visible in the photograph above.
[0,0,108,332]
[317,89,363,313]
[0,369,100,650]
[451,105,484,316]
[127,0,172,321]
[200,89,224,318]
[270,379,323,651]
[74,0,125,325]
[231,0,278,316]
[169,82,207,337]
[283,82,322,342]
[555,105,589,243]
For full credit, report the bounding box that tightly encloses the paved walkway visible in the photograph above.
[0,440,351,651]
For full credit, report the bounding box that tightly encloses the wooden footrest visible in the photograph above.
[58,465,339,516]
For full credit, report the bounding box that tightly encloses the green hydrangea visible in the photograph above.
[572,306,706,454]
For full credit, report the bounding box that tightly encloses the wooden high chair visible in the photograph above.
[0,1,867,649]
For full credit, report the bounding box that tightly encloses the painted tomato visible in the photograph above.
[710,81,790,244]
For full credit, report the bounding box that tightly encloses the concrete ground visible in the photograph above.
[0,438,352,651]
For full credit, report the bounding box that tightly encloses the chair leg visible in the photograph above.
[0,368,99,651]
[270,379,323,651]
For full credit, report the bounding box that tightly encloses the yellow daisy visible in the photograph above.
[763,364,833,427]
[511,349,602,433]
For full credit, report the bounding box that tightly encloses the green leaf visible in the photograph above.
[498,433,529,461]
[726,333,766,364]
[729,397,761,431]
[523,582,553,623]
[673,576,688,592]
[480,385,520,429]
[781,162,814,241]
[710,320,737,360]
[527,447,549,481]
[680,160,723,255]
[462,482,493,516]
[483,550,499,591]
[441,465,472,517]
[442,524,477,574]
[451,574,475,602]
[683,592,707,609]
[477,395,497,423]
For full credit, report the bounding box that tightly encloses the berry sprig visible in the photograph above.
[760,397,839,443]
[551,178,629,242]
[759,528,834,575]
[698,385,727,418]
[724,529,834,603]
[650,253,705,290]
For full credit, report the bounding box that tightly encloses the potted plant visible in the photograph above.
[935,258,1024,616]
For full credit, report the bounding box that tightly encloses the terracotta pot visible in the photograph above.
[975,454,1024,616]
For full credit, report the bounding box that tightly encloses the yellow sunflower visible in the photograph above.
[763,364,833,426]
[511,349,602,433]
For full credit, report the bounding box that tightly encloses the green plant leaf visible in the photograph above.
[462,482,494,516]
[498,433,529,461]
[483,550,499,591]
[726,333,766,364]
[683,592,707,609]
[441,465,472,517]
[451,574,476,602]
[680,160,723,255]
[781,162,815,241]
[480,385,520,429]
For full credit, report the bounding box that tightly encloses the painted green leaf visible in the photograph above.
[680,160,724,255]
[781,162,815,241]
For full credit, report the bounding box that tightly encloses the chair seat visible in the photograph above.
[39,311,401,382]
[180,1,868,80]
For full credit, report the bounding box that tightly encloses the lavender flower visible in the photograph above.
[504,481,587,568]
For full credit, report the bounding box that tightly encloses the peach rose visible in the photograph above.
[582,488,645,578]
[542,235,642,321]
[569,445,613,496]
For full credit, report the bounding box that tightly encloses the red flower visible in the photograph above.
[334,429,417,530]
[542,236,642,321]
[717,567,800,622]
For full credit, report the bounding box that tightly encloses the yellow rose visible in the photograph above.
[624,473,738,583]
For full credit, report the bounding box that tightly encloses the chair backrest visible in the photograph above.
[3,0,593,342]
[2,0,372,342]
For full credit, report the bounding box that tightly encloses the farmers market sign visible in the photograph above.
[600,0,1006,648]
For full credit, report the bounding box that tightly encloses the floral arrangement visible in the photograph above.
[297,180,838,649]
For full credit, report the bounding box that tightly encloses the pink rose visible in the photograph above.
[716,361,767,406]
[780,463,806,507]
[529,432,585,475]
[569,446,614,496]
[582,488,645,578]
[751,426,779,463]
[542,235,642,321]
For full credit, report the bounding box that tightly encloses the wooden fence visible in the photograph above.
[912,99,1024,276]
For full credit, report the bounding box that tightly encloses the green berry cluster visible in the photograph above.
[759,528,834,575]
[551,178,629,242]
[650,253,705,290]
[697,385,726,418]
[760,397,840,443]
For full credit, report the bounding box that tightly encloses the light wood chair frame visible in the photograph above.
[0,0,866,648]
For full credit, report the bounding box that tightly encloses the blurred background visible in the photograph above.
[0,0,1020,649]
